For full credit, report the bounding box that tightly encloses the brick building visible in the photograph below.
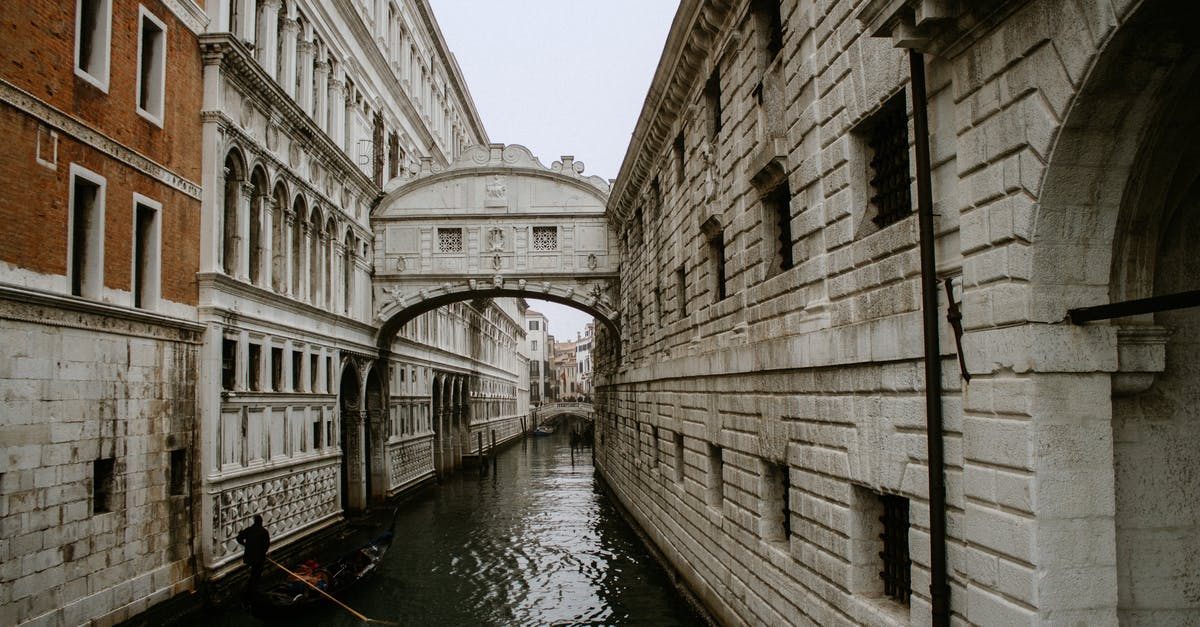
[594,0,1200,624]
[0,1,207,624]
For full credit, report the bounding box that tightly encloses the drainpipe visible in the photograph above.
[910,49,950,627]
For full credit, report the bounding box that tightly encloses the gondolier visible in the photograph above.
[236,515,271,601]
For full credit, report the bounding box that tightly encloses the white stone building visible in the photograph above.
[194,0,529,576]
[594,0,1200,625]
[525,309,549,404]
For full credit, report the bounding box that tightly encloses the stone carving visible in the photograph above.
[485,176,507,207]
[492,254,502,270]
[587,253,598,270]
[518,279,527,289]
[469,279,477,290]
[395,257,407,272]
[266,123,279,152]
[388,437,434,490]
[487,228,505,251]
[493,275,503,288]
[702,138,717,201]
[210,464,339,562]
[239,100,255,130]
[289,142,302,168]
[552,155,586,176]
[383,285,404,301]
[589,283,608,305]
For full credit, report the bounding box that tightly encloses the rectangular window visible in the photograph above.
[761,461,791,543]
[752,0,784,62]
[221,338,237,391]
[763,181,793,275]
[531,340,538,352]
[674,132,686,184]
[532,226,558,251]
[291,350,302,392]
[529,320,539,331]
[673,432,684,481]
[75,0,112,91]
[879,494,911,604]
[271,347,283,391]
[69,165,106,299]
[706,226,727,302]
[675,266,687,318]
[92,457,115,513]
[132,196,160,309]
[248,343,262,391]
[706,443,723,507]
[168,448,186,495]
[136,7,167,125]
[865,94,913,229]
[310,354,319,392]
[312,418,323,449]
[655,283,664,327]
[705,69,722,138]
[437,227,463,252]
[388,131,400,179]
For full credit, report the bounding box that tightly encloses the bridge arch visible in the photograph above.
[371,143,621,349]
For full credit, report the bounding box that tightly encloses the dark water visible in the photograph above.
[180,432,706,626]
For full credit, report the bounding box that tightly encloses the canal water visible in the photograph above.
[176,430,706,626]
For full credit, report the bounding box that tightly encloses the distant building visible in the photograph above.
[576,322,594,397]
[525,309,548,405]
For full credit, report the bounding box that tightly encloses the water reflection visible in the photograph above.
[172,431,705,626]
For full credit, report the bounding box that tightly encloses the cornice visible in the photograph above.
[198,272,378,337]
[0,282,204,340]
[0,80,203,200]
[199,34,376,196]
[855,0,1033,57]
[161,0,209,35]
[607,0,736,230]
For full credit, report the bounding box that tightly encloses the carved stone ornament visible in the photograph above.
[518,279,527,289]
[383,285,403,300]
[493,275,503,288]
[240,102,255,130]
[485,175,507,207]
[289,142,302,168]
[702,138,717,201]
[587,253,598,270]
[395,257,407,272]
[266,123,279,152]
[487,228,505,251]
[469,279,478,290]
[492,254,502,270]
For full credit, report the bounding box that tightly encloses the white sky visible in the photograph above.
[427,1,680,340]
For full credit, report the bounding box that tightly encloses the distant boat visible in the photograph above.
[533,425,555,436]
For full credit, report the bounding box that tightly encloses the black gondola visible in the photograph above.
[255,510,397,614]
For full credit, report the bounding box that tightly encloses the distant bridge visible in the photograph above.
[533,402,594,426]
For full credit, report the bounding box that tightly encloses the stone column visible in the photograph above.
[260,196,274,289]
[279,17,299,97]
[236,0,255,44]
[299,221,310,303]
[344,89,356,158]
[315,347,327,394]
[332,240,345,315]
[256,0,281,78]
[314,59,330,131]
[237,182,253,281]
[298,344,310,393]
[328,75,346,149]
[296,40,314,115]
[373,0,387,41]
[283,209,295,296]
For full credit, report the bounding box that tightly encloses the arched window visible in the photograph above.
[221,151,245,276]
[271,182,287,292]
[291,195,305,297]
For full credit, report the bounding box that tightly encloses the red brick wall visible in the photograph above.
[0,105,200,305]
[0,1,202,306]
[0,0,204,181]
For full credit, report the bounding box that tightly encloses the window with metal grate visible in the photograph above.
[867,96,913,228]
[878,493,911,605]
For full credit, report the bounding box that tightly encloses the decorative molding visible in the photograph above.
[0,80,203,200]
[0,282,204,342]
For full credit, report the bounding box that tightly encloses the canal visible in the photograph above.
[174,430,707,626]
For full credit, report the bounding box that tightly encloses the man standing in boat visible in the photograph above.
[236,514,271,603]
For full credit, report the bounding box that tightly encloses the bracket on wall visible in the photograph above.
[944,277,969,382]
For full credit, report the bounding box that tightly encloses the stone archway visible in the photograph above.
[371,143,621,348]
[338,363,363,511]
[1028,0,1200,621]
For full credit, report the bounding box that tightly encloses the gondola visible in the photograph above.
[533,425,555,436]
[255,510,397,614]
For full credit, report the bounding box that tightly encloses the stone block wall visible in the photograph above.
[0,296,201,627]
[596,0,1196,624]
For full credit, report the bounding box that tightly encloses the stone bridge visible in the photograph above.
[533,402,595,426]
[371,144,620,347]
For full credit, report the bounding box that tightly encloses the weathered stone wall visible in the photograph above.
[0,293,202,626]
[597,0,1197,624]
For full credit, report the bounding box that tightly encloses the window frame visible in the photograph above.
[74,0,113,92]
[131,193,162,310]
[135,6,168,126]
[68,163,107,300]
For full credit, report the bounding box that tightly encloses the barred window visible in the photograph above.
[437,228,462,253]
[532,226,557,251]
[866,95,912,228]
[879,494,911,605]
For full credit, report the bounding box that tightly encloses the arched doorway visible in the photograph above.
[1031,0,1200,620]
[338,362,366,511]
[364,366,386,502]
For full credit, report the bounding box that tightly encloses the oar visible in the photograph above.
[267,557,399,625]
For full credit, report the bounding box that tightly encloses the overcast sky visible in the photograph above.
[427,1,680,340]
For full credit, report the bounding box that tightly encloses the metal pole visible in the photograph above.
[911,48,950,627]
